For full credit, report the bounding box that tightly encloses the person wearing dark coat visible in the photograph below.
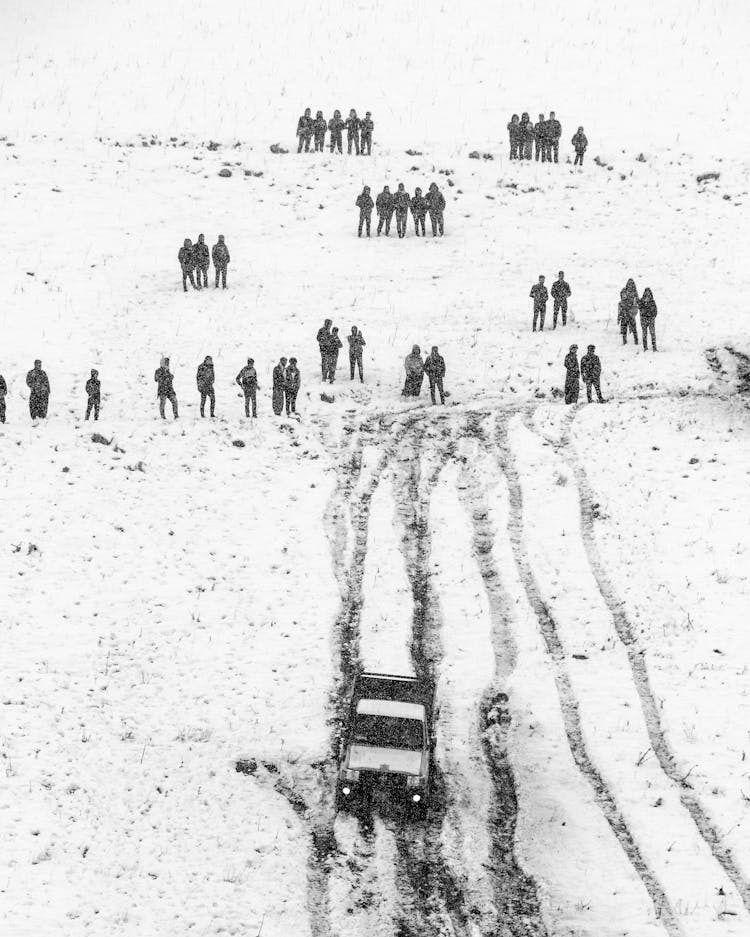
[316,319,332,380]
[393,183,411,238]
[236,358,259,417]
[520,112,533,160]
[285,358,301,415]
[551,271,571,328]
[85,369,101,420]
[580,345,604,402]
[356,186,374,237]
[348,326,366,381]
[572,127,588,166]
[619,279,639,345]
[376,186,394,236]
[194,233,210,288]
[272,357,287,416]
[212,235,230,288]
[547,111,562,163]
[328,110,345,154]
[530,276,549,331]
[402,345,424,397]
[297,108,313,152]
[345,109,360,155]
[154,356,178,419]
[423,346,446,405]
[411,187,428,236]
[26,359,50,419]
[0,372,6,423]
[178,238,197,292]
[563,345,580,404]
[507,114,520,160]
[360,112,374,155]
[638,288,658,352]
[425,183,445,237]
[326,327,343,382]
[196,355,215,417]
[534,113,547,162]
[313,111,327,152]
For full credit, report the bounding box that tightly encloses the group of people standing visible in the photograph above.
[402,345,447,405]
[355,183,446,238]
[506,112,588,165]
[564,345,604,404]
[529,272,572,331]
[296,108,374,155]
[316,320,366,383]
[618,279,658,351]
[177,235,231,291]
[0,360,98,423]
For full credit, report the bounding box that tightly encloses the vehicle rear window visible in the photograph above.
[353,715,423,749]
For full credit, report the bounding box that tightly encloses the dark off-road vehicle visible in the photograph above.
[336,671,436,817]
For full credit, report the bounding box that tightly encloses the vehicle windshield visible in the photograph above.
[353,714,423,750]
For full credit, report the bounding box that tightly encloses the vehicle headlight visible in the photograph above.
[406,775,426,789]
[343,769,360,782]
[341,786,351,796]
[411,794,421,803]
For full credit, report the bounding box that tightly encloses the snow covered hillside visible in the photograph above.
[2,2,750,936]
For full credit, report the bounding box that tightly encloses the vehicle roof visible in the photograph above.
[356,698,426,720]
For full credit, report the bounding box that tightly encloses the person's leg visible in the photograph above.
[358,214,364,237]
[533,307,538,331]
[200,391,206,417]
[377,215,384,235]
[298,136,303,153]
[539,307,546,331]
[631,319,639,345]
[428,378,436,405]
[386,212,392,235]
[0,397,5,423]
[244,391,250,418]
[171,392,178,419]
[85,399,92,420]
[209,388,215,417]
[651,321,657,351]
[94,400,100,420]
[430,212,437,236]
[215,266,220,288]
[291,391,298,413]
[189,270,197,289]
[437,377,445,404]
[366,214,371,236]
[585,381,592,402]
[251,389,257,417]
[347,134,352,154]
[561,299,567,326]
[595,380,603,402]
[320,353,327,381]
[182,269,188,292]
[350,355,355,380]
[159,395,166,419]
[553,300,559,328]
[357,355,363,381]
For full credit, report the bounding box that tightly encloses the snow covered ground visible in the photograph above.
[2,1,750,935]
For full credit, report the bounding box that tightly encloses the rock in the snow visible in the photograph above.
[232,439,246,447]
[270,143,289,154]
[218,168,232,177]
[469,150,481,159]
[91,432,111,446]
[320,393,334,404]
[696,171,720,183]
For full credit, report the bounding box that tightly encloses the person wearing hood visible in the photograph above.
[284,358,301,415]
[402,345,424,397]
[328,109,345,154]
[425,183,445,236]
[85,369,101,421]
[551,271,571,328]
[580,345,604,402]
[326,326,343,382]
[360,112,374,155]
[236,357,259,417]
[0,371,6,423]
[212,235,230,288]
[393,183,411,239]
[194,233,210,288]
[313,111,327,152]
[345,109,360,154]
[618,279,639,345]
[507,114,520,160]
[530,275,548,331]
[376,185,394,236]
[196,355,215,418]
[272,357,287,416]
[154,356,178,420]
[572,127,588,166]
[297,108,313,152]
[356,186,374,237]
[520,112,533,160]
[564,345,580,404]
[638,288,658,352]
[423,346,446,405]
[178,238,197,292]
[411,187,428,236]
[347,326,366,382]
[26,359,50,419]
[316,319,333,380]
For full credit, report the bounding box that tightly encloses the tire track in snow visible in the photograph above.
[493,411,681,937]
[558,414,750,914]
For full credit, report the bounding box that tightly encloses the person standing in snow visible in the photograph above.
[551,271,571,328]
[618,279,639,346]
[272,357,287,416]
[530,275,549,331]
[572,127,588,165]
[345,109,360,154]
[236,358,259,418]
[393,183,411,239]
[0,371,7,423]
[26,359,50,419]
[285,358,301,415]
[534,113,547,162]
[580,345,604,402]
[520,112,533,160]
[425,182,446,237]
[328,110,345,154]
[212,235,230,289]
[411,187,428,236]
[313,111,327,152]
[193,233,210,288]
[402,345,424,397]
[326,326,343,382]
[360,112,374,155]
[563,345,580,404]
[547,111,562,163]
[347,326,366,382]
[423,346,446,405]
[316,319,333,380]
[85,369,101,421]
[356,186,374,237]
[154,356,178,420]
[196,355,215,418]
[507,114,521,160]
[178,238,198,292]
[376,185,394,236]
[638,287,658,352]
[297,108,313,152]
